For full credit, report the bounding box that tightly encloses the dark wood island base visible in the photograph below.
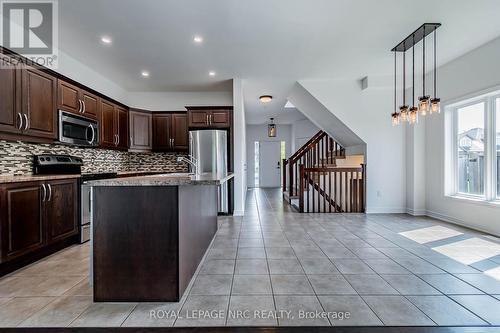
[92,184,217,302]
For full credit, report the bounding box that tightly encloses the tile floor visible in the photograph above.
[1,188,500,327]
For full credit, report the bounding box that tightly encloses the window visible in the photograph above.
[446,91,500,202]
[457,102,485,196]
[497,98,500,198]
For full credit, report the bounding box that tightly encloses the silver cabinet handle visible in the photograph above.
[47,184,52,201]
[83,100,86,113]
[78,100,82,113]
[17,113,23,130]
[23,114,29,130]
[117,134,119,145]
[206,114,209,125]
[172,138,174,147]
[210,114,213,125]
[41,184,46,202]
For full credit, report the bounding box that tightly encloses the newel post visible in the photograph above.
[299,164,305,212]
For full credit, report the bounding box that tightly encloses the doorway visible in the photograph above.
[258,141,283,188]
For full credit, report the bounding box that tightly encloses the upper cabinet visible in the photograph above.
[99,99,128,150]
[21,66,57,139]
[152,113,188,152]
[57,79,99,120]
[0,61,57,141]
[129,110,152,152]
[186,106,232,128]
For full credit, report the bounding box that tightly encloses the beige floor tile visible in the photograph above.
[70,302,136,327]
[122,302,182,327]
[63,279,92,296]
[0,276,85,297]
[0,297,55,327]
[17,258,89,277]
[18,296,92,327]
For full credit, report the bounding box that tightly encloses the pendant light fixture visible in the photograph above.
[399,42,409,123]
[391,23,441,126]
[430,30,441,114]
[418,27,430,116]
[409,34,418,125]
[268,118,276,137]
[391,51,400,126]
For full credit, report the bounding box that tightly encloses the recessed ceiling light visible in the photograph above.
[259,95,273,103]
[193,35,203,43]
[141,71,150,77]
[209,71,216,77]
[100,36,112,45]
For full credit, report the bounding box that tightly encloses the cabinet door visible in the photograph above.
[129,111,152,151]
[57,80,81,115]
[0,57,21,135]
[0,182,44,262]
[116,106,128,150]
[210,110,231,128]
[81,90,99,120]
[152,114,172,151]
[21,66,57,139]
[100,99,115,148]
[45,179,78,243]
[188,110,209,127]
[172,113,188,151]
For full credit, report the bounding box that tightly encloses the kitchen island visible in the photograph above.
[87,172,234,302]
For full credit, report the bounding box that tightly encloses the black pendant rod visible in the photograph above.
[434,30,437,98]
[402,43,406,105]
[391,23,441,52]
[412,35,415,106]
[422,27,426,96]
[394,51,397,113]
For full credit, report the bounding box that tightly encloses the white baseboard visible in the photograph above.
[233,210,245,216]
[366,207,406,214]
[406,208,427,216]
[425,209,499,237]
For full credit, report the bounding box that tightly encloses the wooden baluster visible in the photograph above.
[289,161,294,197]
[306,169,310,213]
[311,171,315,213]
[339,171,343,213]
[282,159,287,193]
[299,165,304,212]
[344,171,348,213]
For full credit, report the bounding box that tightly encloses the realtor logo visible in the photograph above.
[0,0,58,68]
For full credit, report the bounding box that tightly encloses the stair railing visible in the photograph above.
[284,131,345,198]
[299,164,365,213]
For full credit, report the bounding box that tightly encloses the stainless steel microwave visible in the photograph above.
[59,111,99,147]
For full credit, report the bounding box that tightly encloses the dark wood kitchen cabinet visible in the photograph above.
[0,179,78,272]
[152,113,187,152]
[99,99,128,150]
[129,110,152,152]
[186,106,232,128]
[0,55,21,135]
[57,79,99,120]
[45,179,78,243]
[21,66,58,139]
[0,182,44,262]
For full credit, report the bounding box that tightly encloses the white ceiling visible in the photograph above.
[58,0,500,124]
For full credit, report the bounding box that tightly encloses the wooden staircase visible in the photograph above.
[282,131,365,213]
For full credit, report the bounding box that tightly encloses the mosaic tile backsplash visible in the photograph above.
[0,140,188,175]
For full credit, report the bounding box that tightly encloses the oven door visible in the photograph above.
[59,111,99,146]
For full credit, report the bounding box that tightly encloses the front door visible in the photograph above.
[259,141,282,188]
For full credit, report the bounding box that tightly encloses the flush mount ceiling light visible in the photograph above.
[100,36,112,45]
[209,71,216,77]
[259,95,273,103]
[193,35,203,43]
[141,71,150,78]
[391,23,441,126]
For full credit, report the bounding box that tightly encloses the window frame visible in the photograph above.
[445,91,500,203]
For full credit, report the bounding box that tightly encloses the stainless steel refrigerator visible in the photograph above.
[189,130,228,213]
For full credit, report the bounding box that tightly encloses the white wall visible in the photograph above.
[233,78,247,215]
[423,36,500,236]
[246,124,292,188]
[125,91,233,111]
[298,80,406,213]
[291,119,319,153]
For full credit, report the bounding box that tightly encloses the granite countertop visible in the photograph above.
[87,172,234,187]
[0,174,81,184]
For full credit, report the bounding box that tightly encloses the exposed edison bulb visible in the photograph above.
[418,96,430,116]
[409,106,418,125]
[431,98,441,114]
[391,112,400,126]
[399,105,409,123]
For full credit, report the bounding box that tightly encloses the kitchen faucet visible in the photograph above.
[177,155,200,175]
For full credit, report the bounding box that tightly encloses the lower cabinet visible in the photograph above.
[0,179,78,264]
